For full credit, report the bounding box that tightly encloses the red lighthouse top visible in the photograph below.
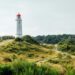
[17,13,21,17]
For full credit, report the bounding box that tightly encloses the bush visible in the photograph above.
[23,35,39,45]
[27,53,34,57]
[15,38,23,42]
[3,57,12,62]
[58,37,75,52]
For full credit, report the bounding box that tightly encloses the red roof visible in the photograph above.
[17,13,21,16]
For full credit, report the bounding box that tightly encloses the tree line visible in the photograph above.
[0,34,75,44]
[0,36,15,41]
[33,34,75,44]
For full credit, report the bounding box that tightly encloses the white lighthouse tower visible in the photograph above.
[16,13,22,38]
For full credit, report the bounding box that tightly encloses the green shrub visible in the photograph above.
[48,58,60,64]
[23,35,39,45]
[65,64,75,75]
[66,69,75,75]
[15,38,23,42]
[27,53,34,57]
[58,37,75,52]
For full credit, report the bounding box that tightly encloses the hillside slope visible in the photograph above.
[0,39,75,75]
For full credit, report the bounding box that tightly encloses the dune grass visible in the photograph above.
[0,39,75,75]
[0,59,61,75]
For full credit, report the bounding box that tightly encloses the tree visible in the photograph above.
[58,36,75,52]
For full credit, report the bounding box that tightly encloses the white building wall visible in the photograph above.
[16,16,22,38]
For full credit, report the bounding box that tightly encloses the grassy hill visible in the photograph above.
[0,36,75,75]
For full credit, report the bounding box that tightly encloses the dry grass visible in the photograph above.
[0,40,75,73]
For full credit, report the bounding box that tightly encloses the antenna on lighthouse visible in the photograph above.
[16,13,22,38]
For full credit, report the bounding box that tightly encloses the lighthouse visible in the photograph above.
[16,13,22,38]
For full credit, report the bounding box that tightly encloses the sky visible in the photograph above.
[0,0,75,36]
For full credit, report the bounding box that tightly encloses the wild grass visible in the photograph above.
[0,59,62,75]
[0,39,75,75]
[0,59,74,75]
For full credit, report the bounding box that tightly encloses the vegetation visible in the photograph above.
[33,34,75,44]
[0,35,75,75]
[58,37,75,53]
[0,59,62,75]
[23,35,39,45]
[0,36,15,41]
[15,38,23,41]
[0,59,75,75]
[0,35,40,54]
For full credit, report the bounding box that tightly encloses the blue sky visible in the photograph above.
[0,0,75,36]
